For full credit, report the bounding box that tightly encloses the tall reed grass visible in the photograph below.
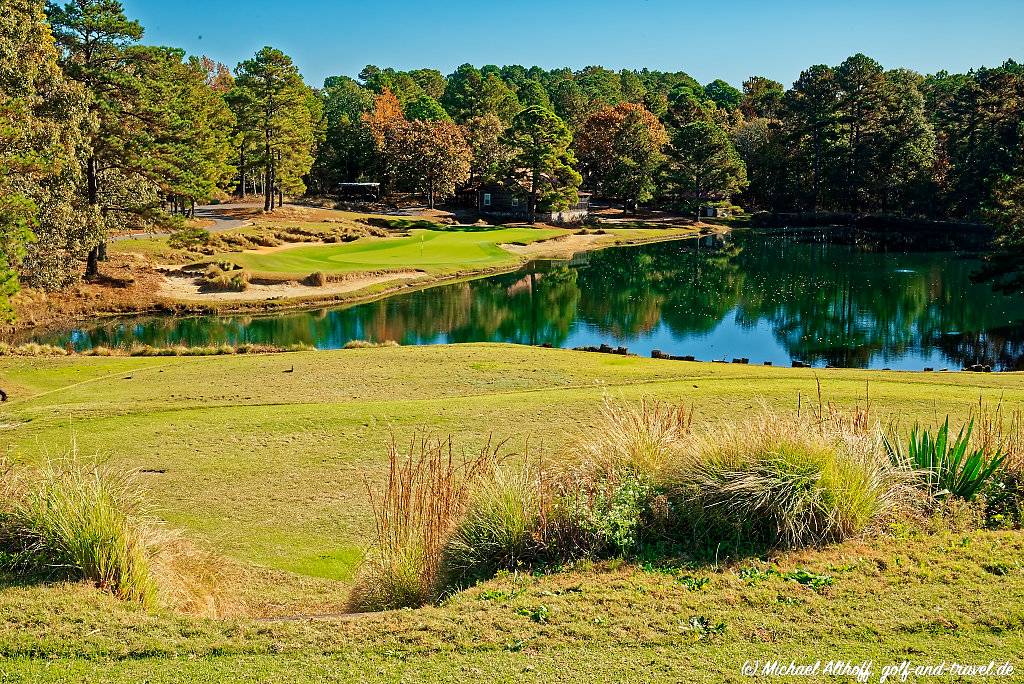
[349,435,504,611]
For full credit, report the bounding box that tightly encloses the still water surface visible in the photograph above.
[28,230,1024,370]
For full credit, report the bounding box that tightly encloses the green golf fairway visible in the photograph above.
[224,226,567,276]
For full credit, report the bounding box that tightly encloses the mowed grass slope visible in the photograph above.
[2,346,1021,584]
[1,345,1023,681]
[224,226,567,276]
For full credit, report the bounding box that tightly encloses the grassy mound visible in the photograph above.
[353,400,1014,611]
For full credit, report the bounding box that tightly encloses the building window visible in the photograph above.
[511,197,519,208]
[483,193,491,207]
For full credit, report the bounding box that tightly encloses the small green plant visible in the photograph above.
[676,575,711,591]
[516,604,551,624]
[681,615,726,640]
[784,568,834,592]
[477,587,524,602]
[738,565,783,585]
[885,418,1006,500]
[982,562,1011,576]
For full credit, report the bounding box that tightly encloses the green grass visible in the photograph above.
[1,345,1023,680]
[221,226,567,277]
[107,236,181,260]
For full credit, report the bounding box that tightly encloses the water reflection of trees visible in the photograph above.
[575,239,744,337]
[729,235,1024,368]
[39,231,1024,369]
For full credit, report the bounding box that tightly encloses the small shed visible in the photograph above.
[335,182,380,201]
[700,205,731,218]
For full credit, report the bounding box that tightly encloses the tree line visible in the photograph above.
[3,0,1023,322]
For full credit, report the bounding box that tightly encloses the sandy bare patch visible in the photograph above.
[502,225,714,259]
[158,270,424,302]
[501,233,610,259]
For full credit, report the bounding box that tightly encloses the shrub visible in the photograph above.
[168,227,210,251]
[443,463,542,586]
[200,266,249,293]
[884,418,1007,501]
[304,271,328,287]
[0,343,69,357]
[548,468,656,558]
[985,472,1024,529]
[343,339,399,349]
[4,458,159,605]
[669,414,902,548]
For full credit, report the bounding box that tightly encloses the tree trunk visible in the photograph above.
[237,147,247,198]
[528,170,538,224]
[85,156,101,277]
[264,163,273,212]
[277,187,283,208]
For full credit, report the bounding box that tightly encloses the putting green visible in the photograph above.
[224,226,567,276]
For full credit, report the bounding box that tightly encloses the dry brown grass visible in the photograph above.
[571,397,693,480]
[972,400,1024,475]
[349,435,505,611]
[9,254,167,333]
[150,535,238,617]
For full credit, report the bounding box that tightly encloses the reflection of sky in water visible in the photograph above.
[19,232,1024,371]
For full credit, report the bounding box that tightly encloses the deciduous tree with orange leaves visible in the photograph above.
[575,103,668,207]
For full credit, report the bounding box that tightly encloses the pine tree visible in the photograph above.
[1,0,85,312]
[232,47,316,212]
[46,0,145,277]
[663,91,747,211]
[505,106,582,223]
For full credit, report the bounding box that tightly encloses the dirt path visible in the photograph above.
[157,270,423,302]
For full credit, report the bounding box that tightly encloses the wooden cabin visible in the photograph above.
[462,184,591,223]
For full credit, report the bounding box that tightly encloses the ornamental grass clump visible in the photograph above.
[574,398,692,481]
[670,413,903,548]
[3,457,160,606]
[443,462,543,587]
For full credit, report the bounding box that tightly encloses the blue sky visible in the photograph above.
[124,0,1023,89]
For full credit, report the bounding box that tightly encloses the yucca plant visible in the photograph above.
[885,418,1006,501]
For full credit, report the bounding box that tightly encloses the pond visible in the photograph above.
[24,230,1024,370]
